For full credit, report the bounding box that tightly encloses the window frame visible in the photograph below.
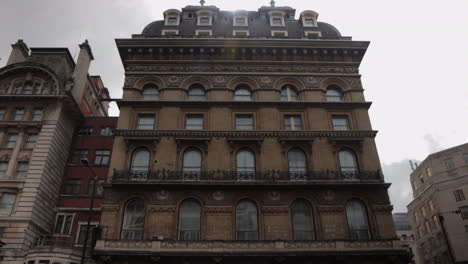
[15,161,29,179]
[99,127,113,136]
[460,206,468,219]
[345,199,371,240]
[234,86,252,101]
[136,114,156,130]
[13,108,25,121]
[291,199,315,240]
[141,84,160,101]
[63,179,81,195]
[233,15,248,26]
[331,115,350,131]
[235,199,259,240]
[130,148,151,173]
[235,114,254,130]
[5,134,18,149]
[338,149,359,174]
[31,108,43,121]
[88,179,105,196]
[75,222,99,245]
[94,150,111,166]
[326,88,344,102]
[23,134,37,149]
[195,30,213,37]
[182,148,203,179]
[70,150,88,164]
[280,86,299,102]
[185,114,205,130]
[53,213,74,235]
[454,190,465,202]
[121,199,146,240]
[283,114,303,131]
[187,84,206,101]
[288,148,308,179]
[178,199,202,241]
[0,193,17,215]
[271,30,288,37]
[233,30,250,37]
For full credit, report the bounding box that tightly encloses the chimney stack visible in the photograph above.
[7,39,30,65]
[70,40,94,98]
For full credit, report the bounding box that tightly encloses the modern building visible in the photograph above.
[0,40,110,264]
[393,213,419,264]
[93,3,409,264]
[408,143,468,264]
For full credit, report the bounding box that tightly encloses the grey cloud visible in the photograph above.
[382,159,418,212]
[423,134,443,153]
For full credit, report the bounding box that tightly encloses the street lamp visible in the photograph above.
[80,157,98,264]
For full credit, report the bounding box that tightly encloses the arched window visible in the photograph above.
[326,87,343,102]
[236,200,258,240]
[142,84,160,101]
[288,148,307,180]
[280,86,299,102]
[23,82,33,95]
[291,200,314,240]
[346,200,370,240]
[188,84,206,101]
[183,148,202,180]
[122,199,145,240]
[339,149,359,175]
[234,85,252,101]
[178,199,201,240]
[130,148,150,180]
[236,149,255,180]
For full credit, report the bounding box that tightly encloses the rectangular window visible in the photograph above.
[425,167,432,177]
[162,30,179,36]
[454,190,465,201]
[76,223,98,245]
[284,115,303,130]
[460,206,468,219]
[196,30,212,37]
[233,30,249,37]
[444,158,455,169]
[5,134,18,149]
[94,150,111,166]
[77,127,93,136]
[419,174,424,183]
[54,214,73,234]
[137,114,155,130]
[24,134,37,149]
[0,109,5,120]
[0,193,16,215]
[88,179,105,196]
[304,18,315,26]
[305,31,321,39]
[186,115,204,130]
[70,150,87,164]
[235,115,254,130]
[13,108,24,121]
[63,180,81,195]
[332,116,350,131]
[15,162,28,179]
[0,162,8,177]
[199,16,211,25]
[166,16,178,25]
[272,17,283,26]
[272,31,287,37]
[32,108,43,121]
[99,127,113,136]
[429,200,434,211]
[234,16,247,26]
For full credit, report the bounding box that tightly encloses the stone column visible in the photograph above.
[6,130,25,178]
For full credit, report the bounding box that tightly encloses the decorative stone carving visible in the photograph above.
[212,76,227,86]
[318,206,345,213]
[149,206,176,213]
[156,190,169,201]
[205,207,232,215]
[322,190,336,202]
[268,191,280,201]
[372,205,393,213]
[104,240,152,249]
[165,75,182,87]
[261,207,289,215]
[123,76,139,88]
[212,191,224,201]
[303,76,319,88]
[346,77,363,90]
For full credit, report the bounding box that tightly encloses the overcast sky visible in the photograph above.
[1,0,467,212]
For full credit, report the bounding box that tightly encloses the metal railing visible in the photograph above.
[112,170,382,183]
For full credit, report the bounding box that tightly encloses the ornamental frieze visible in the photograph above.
[345,77,363,90]
[149,206,176,213]
[204,206,232,215]
[318,206,345,213]
[371,205,393,213]
[123,76,139,88]
[261,207,289,215]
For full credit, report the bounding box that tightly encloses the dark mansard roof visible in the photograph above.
[140,5,343,39]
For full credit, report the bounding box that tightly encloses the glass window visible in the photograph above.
[54,214,73,234]
[178,199,201,240]
[13,108,24,121]
[32,108,43,121]
[130,148,150,172]
[186,115,204,130]
[0,162,8,177]
[142,84,159,101]
[15,162,28,179]
[272,16,283,26]
[346,200,370,240]
[236,149,255,180]
[99,127,113,136]
[425,167,432,177]
[77,127,93,136]
[0,109,6,120]
[272,31,287,37]
[233,30,249,37]
[332,116,350,131]
[339,150,358,173]
[167,16,178,25]
[284,115,302,130]
[326,89,343,102]
[88,179,105,196]
[235,114,253,130]
[454,190,465,202]
[23,83,33,94]
[199,16,210,25]
[122,199,145,240]
[0,193,16,215]
[291,200,314,240]
[288,149,307,180]
[6,134,18,149]
[460,206,468,219]
[137,114,155,130]
[70,150,87,164]
[76,224,98,245]
[234,86,252,101]
[280,86,299,102]
[235,16,247,26]
[94,150,111,165]
[444,158,455,169]
[63,179,81,195]
[304,18,315,26]
[24,134,37,149]
[188,84,206,101]
[236,200,258,240]
[183,149,202,180]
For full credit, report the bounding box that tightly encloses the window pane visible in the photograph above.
[188,85,206,101]
[346,200,370,240]
[15,162,29,179]
[77,224,97,245]
[100,127,113,136]
[88,179,105,196]
[339,150,358,173]
[289,149,307,180]
[179,199,201,240]
[131,149,150,172]
[71,150,87,164]
[0,193,16,215]
[142,84,159,101]
[137,115,155,129]
[332,116,349,131]
[234,87,251,101]
[183,149,202,173]
[54,215,64,233]
[14,109,24,120]
[284,115,302,130]
[236,200,258,240]
[236,115,253,130]
[326,89,343,102]
[64,180,81,195]
[292,200,314,240]
[186,115,204,130]
[24,134,37,149]
[281,87,298,102]
[0,162,8,177]
[6,134,18,149]
[236,149,255,180]
[94,150,111,165]
[122,199,145,240]
[32,108,43,121]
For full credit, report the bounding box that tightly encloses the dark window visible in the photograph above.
[288,148,307,180]
[235,114,254,130]
[188,84,206,101]
[346,200,370,240]
[130,148,151,172]
[122,199,145,240]
[234,86,252,101]
[167,16,178,25]
[0,109,5,120]
[291,200,314,240]
[454,190,465,201]
[460,206,468,219]
[15,162,28,179]
[463,153,468,164]
[94,150,111,165]
[183,148,202,175]
[5,134,18,149]
[13,108,24,121]
[236,200,258,240]
[280,86,298,102]
[23,83,33,94]
[0,193,16,215]
[24,134,37,149]
[444,158,455,169]
[76,224,98,245]
[0,162,7,177]
[142,84,159,101]
[272,31,287,37]
[199,16,210,25]
[63,180,81,195]
[284,115,302,130]
[54,214,73,234]
[186,115,204,130]
[137,114,155,130]
[99,127,113,136]
[236,149,255,181]
[235,16,247,26]
[332,116,350,131]
[178,199,201,240]
[339,150,358,173]
[32,108,43,121]
[304,18,315,26]
[326,88,343,102]
[88,179,105,196]
[77,127,93,136]
[234,31,249,37]
[70,150,87,164]
[272,17,283,26]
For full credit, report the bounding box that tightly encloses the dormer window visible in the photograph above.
[162,30,179,36]
[199,16,210,25]
[301,11,319,28]
[268,11,286,27]
[233,30,249,37]
[234,16,248,26]
[197,10,213,26]
[196,30,213,37]
[272,17,283,26]
[272,30,288,38]
[305,31,322,39]
[167,16,179,25]
[164,9,181,26]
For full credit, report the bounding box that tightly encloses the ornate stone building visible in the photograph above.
[94,3,409,264]
[0,40,109,263]
[393,213,420,264]
[407,143,468,264]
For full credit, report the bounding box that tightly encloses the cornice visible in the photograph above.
[117,100,372,109]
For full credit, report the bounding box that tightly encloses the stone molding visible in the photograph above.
[204,206,232,215]
[261,206,289,215]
